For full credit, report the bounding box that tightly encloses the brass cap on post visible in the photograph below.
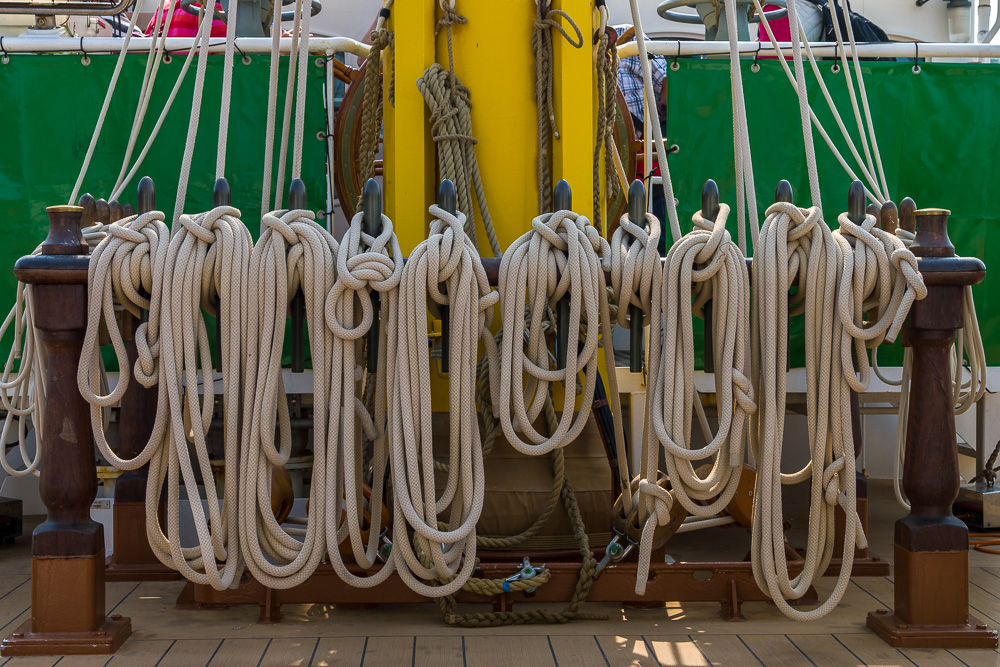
[910,208,955,258]
[42,205,85,255]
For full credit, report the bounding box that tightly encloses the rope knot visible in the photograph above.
[434,2,467,36]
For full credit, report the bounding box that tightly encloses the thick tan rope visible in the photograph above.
[636,204,756,595]
[239,208,337,589]
[749,201,924,620]
[593,5,620,234]
[387,204,498,597]
[324,208,402,587]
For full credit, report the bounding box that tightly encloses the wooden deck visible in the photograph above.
[1,481,999,666]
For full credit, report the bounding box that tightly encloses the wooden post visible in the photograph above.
[2,206,132,656]
[867,208,997,648]
[106,178,178,582]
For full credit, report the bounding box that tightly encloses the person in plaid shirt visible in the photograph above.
[615,25,669,255]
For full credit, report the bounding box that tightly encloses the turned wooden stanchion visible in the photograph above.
[105,178,178,582]
[1,206,131,656]
[867,208,998,649]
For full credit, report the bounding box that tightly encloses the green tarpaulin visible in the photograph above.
[0,53,329,368]
[664,59,998,367]
[1,55,997,370]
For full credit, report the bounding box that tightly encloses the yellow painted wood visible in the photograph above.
[691,634,762,666]
[644,635,710,666]
[738,635,808,666]
[158,639,223,667]
[414,635,463,667]
[786,634,861,666]
[361,635,413,665]
[384,0,435,252]
[835,632,910,667]
[311,637,366,666]
[260,637,319,667]
[464,635,554,666]
[551,0,598,223]
[595,635,658,667]
[548,635,607,667]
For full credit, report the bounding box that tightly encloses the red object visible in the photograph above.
[146,0,228,38]
[758,4,791,60]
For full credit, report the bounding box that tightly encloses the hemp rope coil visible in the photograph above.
[323,207,403,587]
[749,201,924,620]
[239,208,337,588]
[636,204,756,595]
[386,204,498,597]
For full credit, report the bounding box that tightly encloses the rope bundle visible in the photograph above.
[636,204,755,595]
[610,209,661,330]
[240,208,337,589]
[387,204,497,597]
[324,208,402,587]
[493,210,626,473]
[749,201,924,620]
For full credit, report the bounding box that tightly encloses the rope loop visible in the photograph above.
[610,210,661,329]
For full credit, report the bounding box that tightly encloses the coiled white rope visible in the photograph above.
[637,204,755,595]
[886,228,985,510]
[323,209,402,587]
[750,201,924,620]
[239,207,336,588]
[387,204,497,597]
[494,210,626,473]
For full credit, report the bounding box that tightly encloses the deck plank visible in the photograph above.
[595,636,657,667]
[414,635,463,667]
[0,578,30,631]
[643,635,710,666]
[53,655,112,667]
[360,636,413,666]
[209,638,270,666]
[260,637,319,667]
[738,635,810,667]
[311,637,366,666]
[690,635,762,666]
[158,638,223,667]
[948,648,1000,666]
[835,632,911,666]
[0,657,61,667]
[901,648,966,666]
[548,635,609,667]
[465,635,555,666]
[787,634,862,666]
[106,639,175,666]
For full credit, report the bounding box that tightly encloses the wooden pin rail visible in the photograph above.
[2,185,995,655]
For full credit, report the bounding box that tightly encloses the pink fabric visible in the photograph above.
[758,4,792,60]
[146,0,228,38]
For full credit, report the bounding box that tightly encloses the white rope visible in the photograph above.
[387,204,497,597]
[724,0,759,252]
[886,228,985,510]
[749,201,924,620]
[494,210,626,473]
[636,204,755,595]
[216,0,241,179]
[323,209,402,587]
[68,5,146,204]
[239,208,335,588]
[624,0,681,244]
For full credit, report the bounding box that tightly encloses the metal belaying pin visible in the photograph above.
[212,177,232,373]
[627,179,647,374]
[553,179,572,371]
[700,179,720,374]
[288,178,308,374]
[362,179,383,375]
[437,179,457,374]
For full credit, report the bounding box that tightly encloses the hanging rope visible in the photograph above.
[323,207,403,587]
[637,204,755,595]
[387,203,498,597]
[593,5,620,234]
[239,207,337,588]
[749,201,924,620]
[532,0,582,214]
[356,2,395,208]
